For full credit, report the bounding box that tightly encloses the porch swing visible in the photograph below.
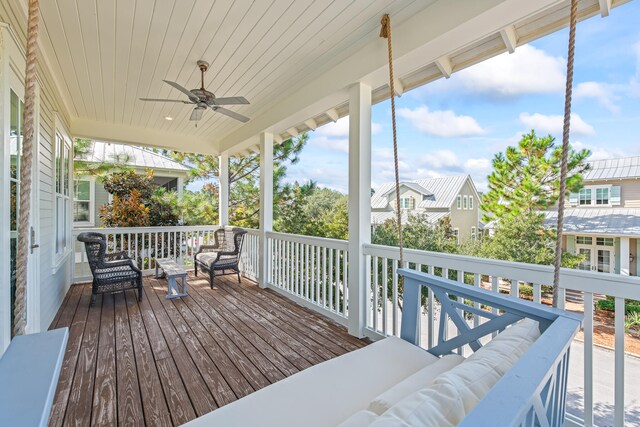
[379,0,578,307]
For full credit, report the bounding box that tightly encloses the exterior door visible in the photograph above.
[575,236,615,274]
[9,89,24,335]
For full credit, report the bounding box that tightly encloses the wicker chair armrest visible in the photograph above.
[210,251,239,264]
[100,258,141,274]
[196,245,221,256]
[105,251,130,261]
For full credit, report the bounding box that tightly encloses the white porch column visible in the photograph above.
[347,82,372,338]
[620,237,630,276]
[259,133,274,289]
[176,177,184,197]
[218,153,229,226]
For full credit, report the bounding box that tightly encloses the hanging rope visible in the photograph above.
[13,0,40,336]
[552,0,578,308]
[380,14,404,269]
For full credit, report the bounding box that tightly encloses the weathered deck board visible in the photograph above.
[49,273,369,426]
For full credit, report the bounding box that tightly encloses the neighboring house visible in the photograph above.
[371,175,480,242]
[73,141,189,228]
[542,156,640,277]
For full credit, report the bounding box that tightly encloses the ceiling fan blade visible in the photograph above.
[139,98,189,103]
[211,96,250,105]
[190,107,205,121]
[212,107,250,123]
[163,80,199,100]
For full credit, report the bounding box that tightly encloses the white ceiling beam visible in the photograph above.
[599,0,611,17]
[393,78,404,97]
[71,118,217,155]
[500,25,518,53]
[286,127,299,137]
[218,0,567,153]
[435,56,453,78]
[274,134,284,144]
[325,108,339,122]
[304,118,318,131]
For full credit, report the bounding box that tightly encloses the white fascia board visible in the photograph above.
[71,118,217,155]
[218,0,561,153]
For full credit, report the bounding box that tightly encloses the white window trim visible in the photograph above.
[399,196,413,210]
[463,195,468,210]
[579,185,612,206]
[456,195,461,209]
[471,226,477,240]
[469,195,473,210]
[51,115,73,273]
[73,177,96,227]
[453,228,460,244]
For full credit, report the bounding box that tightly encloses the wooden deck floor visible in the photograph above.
[48,273,368,426]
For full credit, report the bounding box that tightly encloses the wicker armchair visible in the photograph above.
[194,228,247,288]
[77,232,142,305]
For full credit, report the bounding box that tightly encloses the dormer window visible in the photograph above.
[400,197,415,210]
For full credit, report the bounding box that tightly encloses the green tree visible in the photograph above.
[474,212,582,268]
[99,170,179,227]
[372,215,458,253]
[481,130,590,222]
[169,134,308,228]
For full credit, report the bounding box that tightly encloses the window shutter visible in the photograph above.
[610,186,621,206]
[568,192,579,206]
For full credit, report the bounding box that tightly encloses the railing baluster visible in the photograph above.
[342,249,348,317]
[427,265,434,348]
[334,249,340,313]
[316,246,321,305]
[392,259,398,336]
[382,258,388,336]
[373,256,379,332]
[584,292,594,427]
[614,297,625,427]
[328,248,334,311]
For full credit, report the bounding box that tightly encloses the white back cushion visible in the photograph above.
[368,354,465,415]
[372,318,541,426]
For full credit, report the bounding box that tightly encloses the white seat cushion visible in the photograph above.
[183,337,438,427]
[337,410,379,426]
[372,319,541,427]
[368,354,465,415]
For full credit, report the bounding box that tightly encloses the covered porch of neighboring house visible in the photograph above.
[1,1,639,427]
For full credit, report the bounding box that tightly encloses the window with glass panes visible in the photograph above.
[596,188,609,205]
[9,90,24,335]
[73,179,92,223]
[579,188,592,205]
[55,132,71,258]
[400,197,414,209]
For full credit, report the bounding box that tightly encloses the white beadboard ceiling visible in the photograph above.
[31,0,627,155]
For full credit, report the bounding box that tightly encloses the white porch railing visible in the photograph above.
[363,243,640,427]
[265,231,349,325]
[72,226,260,283]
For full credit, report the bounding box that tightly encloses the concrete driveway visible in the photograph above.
[567,341,640,427]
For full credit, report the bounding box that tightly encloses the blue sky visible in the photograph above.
[285,1,640,194]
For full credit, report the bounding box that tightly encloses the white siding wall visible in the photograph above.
[1,0,74,334]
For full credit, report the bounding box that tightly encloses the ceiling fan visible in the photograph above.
[140,60,250,123]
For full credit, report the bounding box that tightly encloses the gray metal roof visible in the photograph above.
[542,208,640,236]
[372,176,469,210]
[371,210,449,225]
[584,156,640,181]
[76,141,189,172]
[379,182,432,198]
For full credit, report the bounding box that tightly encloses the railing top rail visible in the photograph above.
[366,243,640,299]
[266,231,348,250]
[72,225,222,234]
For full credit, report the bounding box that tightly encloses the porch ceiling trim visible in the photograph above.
[71,118,216,155]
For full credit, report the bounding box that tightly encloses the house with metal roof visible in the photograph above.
[73,141,189,227]
[371,175,480,242]
[546,156,640,276]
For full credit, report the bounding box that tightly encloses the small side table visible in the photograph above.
[155,258,188,299]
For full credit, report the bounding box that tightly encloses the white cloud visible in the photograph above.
[518,112,595,136]
[575,81,620,114]
[455,45,566,97]
[315,116,382,138]
[572,141,633,161]
[631,42,640,97]
[398,106,485,137]
[420,149,460,169]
